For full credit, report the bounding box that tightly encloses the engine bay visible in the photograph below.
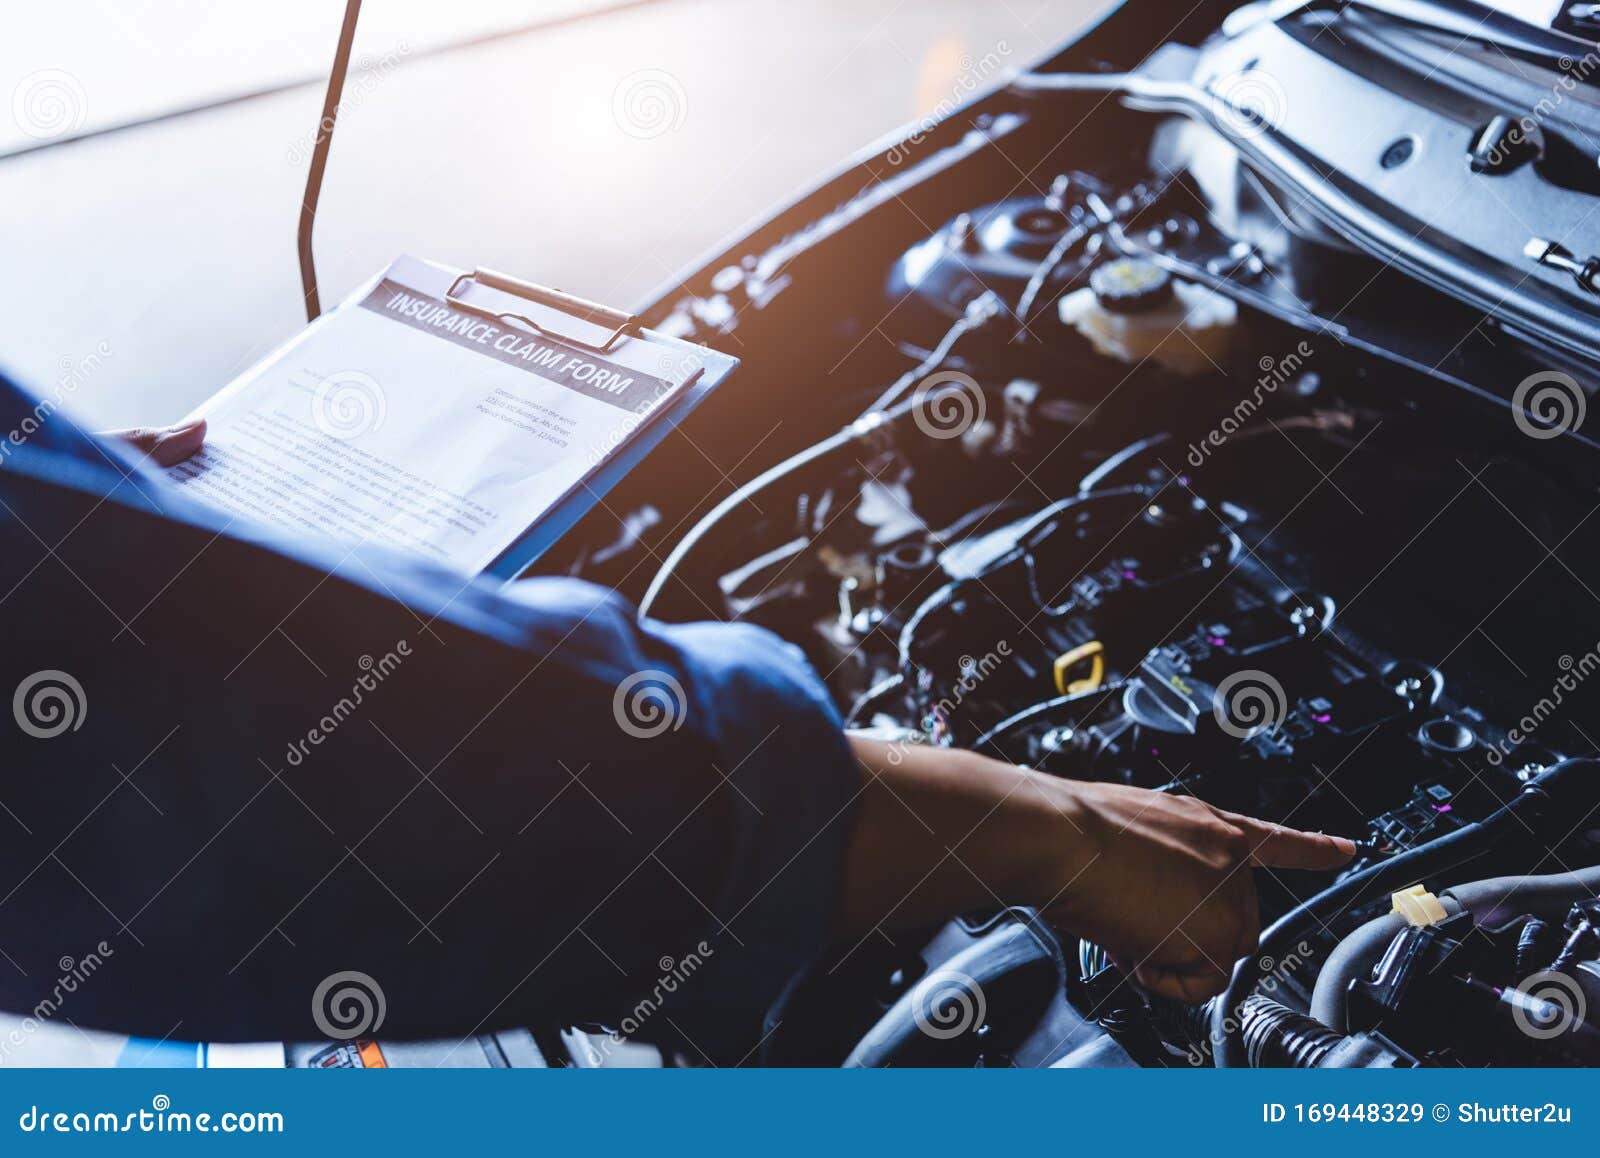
[542,3,1600,1067]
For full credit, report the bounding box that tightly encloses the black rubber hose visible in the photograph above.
[895,487,1151,674]
[1213,757,1600,1067]
[842,921,1058,1067]
[1517,918,1551,976]
[1307,909,1415,1031]
[640,336,1014,619]
[1309,865,1600,1030]
[973,683,1129,753]
[1240,996,1344,1068]
[845,674,906,729]
[638,399,918,618]
[1445,866,1600,925]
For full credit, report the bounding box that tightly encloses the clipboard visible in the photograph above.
[288,256,737,583]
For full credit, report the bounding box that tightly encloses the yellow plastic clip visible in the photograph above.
[1053,640,1105,697]
[1390,884,1448,928]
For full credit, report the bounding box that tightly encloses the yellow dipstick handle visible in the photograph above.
[1053,640,1105,697]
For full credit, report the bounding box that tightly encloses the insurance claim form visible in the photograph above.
[166,256,703,574]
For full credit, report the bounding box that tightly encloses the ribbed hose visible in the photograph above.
[1240,996,1344,1068]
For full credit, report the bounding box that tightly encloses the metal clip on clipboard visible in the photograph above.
[444,269,641,354]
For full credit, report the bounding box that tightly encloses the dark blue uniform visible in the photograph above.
[0,375,858,1062]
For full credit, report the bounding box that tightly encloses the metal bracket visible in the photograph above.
[298,0,364,322]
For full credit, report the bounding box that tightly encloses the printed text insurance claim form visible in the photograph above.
[167,256,701,574]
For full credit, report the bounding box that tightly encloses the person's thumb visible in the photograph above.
[103,419,207,466]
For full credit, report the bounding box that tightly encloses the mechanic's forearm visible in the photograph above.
[834,735,1358,1003]
[835,737,1086,935]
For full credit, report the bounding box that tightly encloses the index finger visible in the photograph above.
[1222,812,1357,870]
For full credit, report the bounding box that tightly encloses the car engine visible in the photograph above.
[542,2,1600,1067]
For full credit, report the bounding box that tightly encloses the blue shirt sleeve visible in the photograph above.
[0,375,861,1062]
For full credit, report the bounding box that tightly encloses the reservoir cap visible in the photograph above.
[1089,256,1173,313]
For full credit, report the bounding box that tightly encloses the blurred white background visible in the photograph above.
[0,0,1107,427]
